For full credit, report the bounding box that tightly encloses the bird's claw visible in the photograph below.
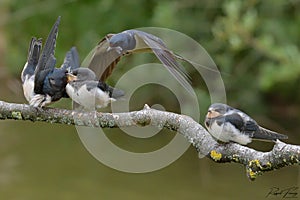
[29,94,52,108]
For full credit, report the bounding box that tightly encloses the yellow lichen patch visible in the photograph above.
[247,168,257,181]
[232,154,239,162]
[249,159,261,168]
[266,162,272,168]
[11,111,22,120]
[210,150,222,161]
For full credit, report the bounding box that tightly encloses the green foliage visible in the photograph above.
[211,0,300,108]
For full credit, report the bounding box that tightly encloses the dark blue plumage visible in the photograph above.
[21,16,79,107]
[42,47,80,101]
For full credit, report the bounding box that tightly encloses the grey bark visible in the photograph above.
[0,100,299,180]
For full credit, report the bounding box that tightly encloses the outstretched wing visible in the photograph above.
[61,47,80,71]
[130,30,192,93]
[88,29,192,94]
[87,35,121,82]
[34,16,60,94]
[21,37,42,83]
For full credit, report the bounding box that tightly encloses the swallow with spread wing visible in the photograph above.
[86,30,193,93]
[21,16,79,107]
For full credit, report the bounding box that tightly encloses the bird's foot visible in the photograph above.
[29,94,52,108]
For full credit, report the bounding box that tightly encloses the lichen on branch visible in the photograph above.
[0,100,299,180]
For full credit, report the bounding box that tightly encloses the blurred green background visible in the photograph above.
[0,0,300,199]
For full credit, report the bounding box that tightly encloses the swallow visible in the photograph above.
[21,16,79,107]
[66,67,125,110]
[204,103,288,145]
[85,29,192,93]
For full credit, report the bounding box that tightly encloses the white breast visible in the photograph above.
[208,120,251,145]
[66,84,114,110]
[22,75,35,102]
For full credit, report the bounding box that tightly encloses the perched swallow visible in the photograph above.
[66,68,124,110]
[21,16,79,107]
[85,30,192,93]
[204,103,288,145]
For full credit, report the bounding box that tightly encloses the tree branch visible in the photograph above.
[0,100,299,180]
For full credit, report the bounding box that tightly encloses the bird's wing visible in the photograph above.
[242,120,260,136]
[254,126,288,141]
[85,81,99,92]
[131,30,193,93]
[21,37,43,83]
[227,111,288,141]
[38,54,57,87]
[223,113,245,132]
[87,35,122,82]
[88,30,193,92]
[61,47,80,71]
[34,16,60,94]
[27,37,43,69]
[97,81,125,99]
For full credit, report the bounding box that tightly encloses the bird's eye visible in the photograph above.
[49,77,55,85]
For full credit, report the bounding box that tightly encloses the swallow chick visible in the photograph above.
[204,103,288,145]
[21,16,79,107]
[86,29,192,93]
[66,68,124,110]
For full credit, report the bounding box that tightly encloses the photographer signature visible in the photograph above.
[266,187,298,198]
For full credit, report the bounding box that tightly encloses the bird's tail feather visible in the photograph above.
[109,87,125,99]
[253,127,288,141]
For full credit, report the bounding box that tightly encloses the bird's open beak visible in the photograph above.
[66,73,77,82]
[206,110,221,119]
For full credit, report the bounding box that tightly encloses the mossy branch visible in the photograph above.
[0,100,299,180]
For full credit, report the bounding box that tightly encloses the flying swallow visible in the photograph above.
[85,29,192,93]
